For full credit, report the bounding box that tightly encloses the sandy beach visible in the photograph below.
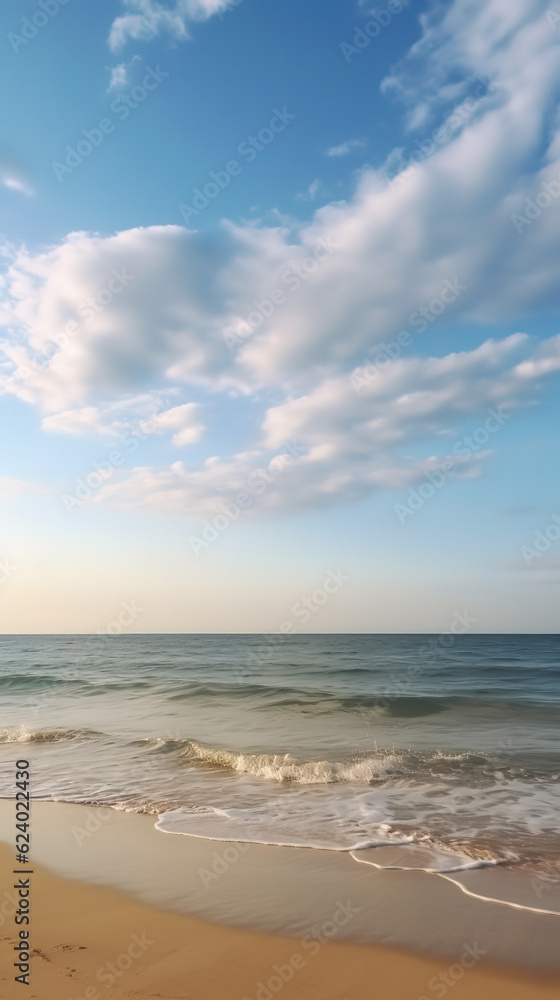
[1,818,559,1000]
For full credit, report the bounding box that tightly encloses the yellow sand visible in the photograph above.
[0,845,558,1000]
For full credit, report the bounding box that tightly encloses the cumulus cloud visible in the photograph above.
[90,334,560,518]
[41,393,204,446]
[0,225,252,411]
[91,447,484,520]
[108,0,234,51]
[381,0,547,120]
[2,0,560,520]
[3,5,559,402]
[154,402,205,445]
[261,335,541,451]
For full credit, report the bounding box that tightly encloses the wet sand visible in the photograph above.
[0,801,559,998]
[1,842,560,1000]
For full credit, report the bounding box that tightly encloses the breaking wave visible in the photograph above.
[0,726,105,744]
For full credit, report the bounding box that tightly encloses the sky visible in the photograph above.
[1,0,560,634]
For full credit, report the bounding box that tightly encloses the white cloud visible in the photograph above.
[4,3,557,401]
[325,139,367,157]
[0,2,558,402]
[296,178,324,202]
[0,153,34,198]
[91,447,482,519]
[2,0,560,522]
[90,334,560,518]
[154,402,205,445]
[41,393,204,446]
[0,225,252,411]
[2,177,33,197]
[108,0,233,52]
[106,55,141,92]
[263,334,560,459]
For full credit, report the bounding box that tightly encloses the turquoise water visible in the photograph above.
[0,633,559,879]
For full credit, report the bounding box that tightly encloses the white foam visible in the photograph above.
[0,726,101,743]
[155,805,414,851]
[436,871,560,916]
[350,846,560,916]
[155,809,560,917]
[181,741,400,783]
[349,843,495,874]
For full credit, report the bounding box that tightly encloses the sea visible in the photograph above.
[1,633,559,908]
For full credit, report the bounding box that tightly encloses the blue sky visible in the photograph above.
[1,0,560,633]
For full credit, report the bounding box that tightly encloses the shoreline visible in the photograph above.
[0,842,559,1000]
[0,799,559,986]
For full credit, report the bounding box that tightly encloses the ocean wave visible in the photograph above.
[137,737,560,785]
[164,681,560,718]
[163,681,455,715]
[141,738,402,783]
[0,674,81,688]
[0,726,106,743]
[3,670,558,720]
[0,673,151,692]
[153,806,504,878]
[151,781,560,878]
[5,726,557,786]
